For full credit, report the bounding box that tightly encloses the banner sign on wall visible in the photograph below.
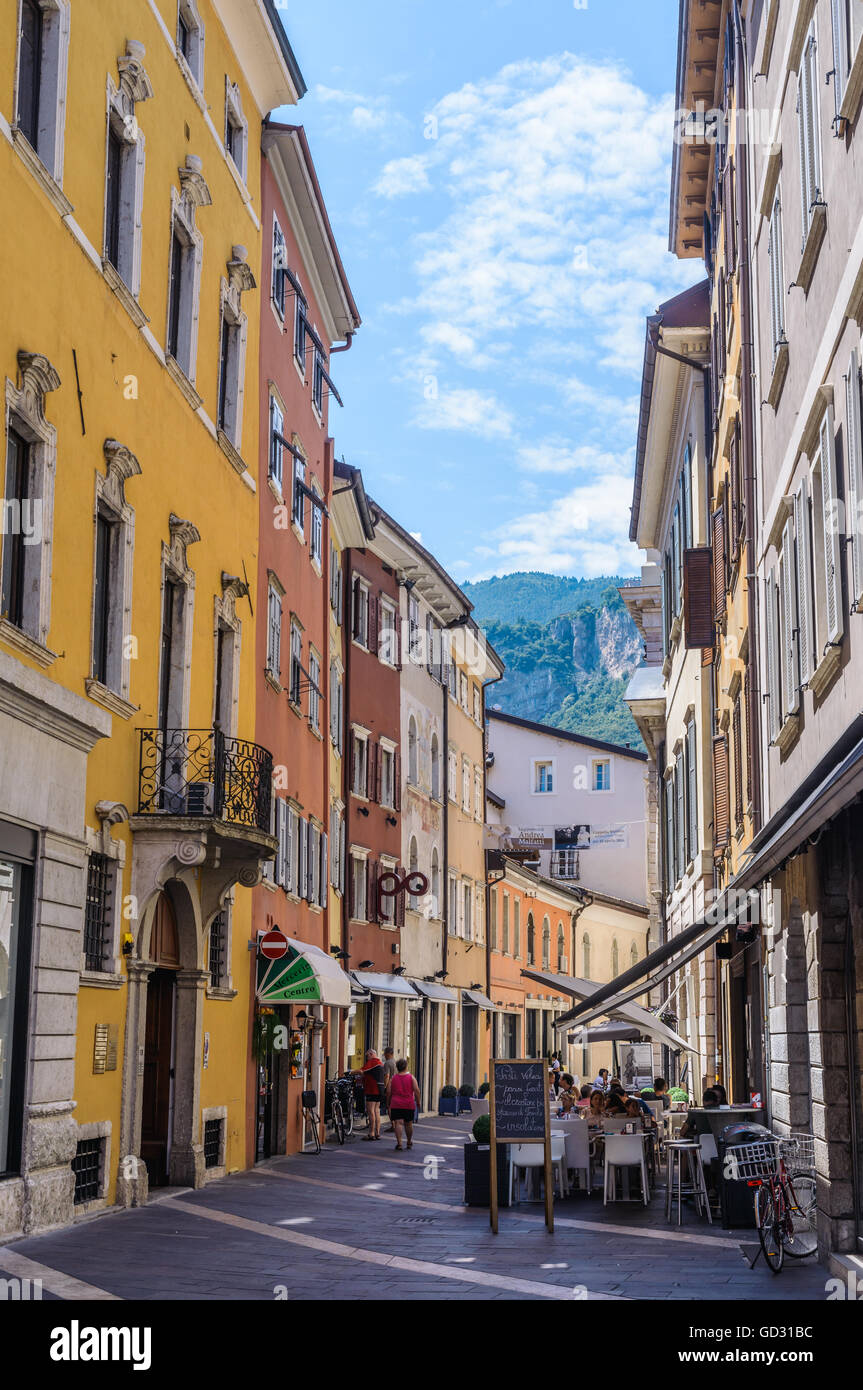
[590,825,629,849]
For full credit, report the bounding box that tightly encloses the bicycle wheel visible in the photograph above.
[331,1099,346,1145]
[755,1185,784,1273]
[783,1173,818,1258]
[304,1108,321,1153]
[343,1093,354,1136]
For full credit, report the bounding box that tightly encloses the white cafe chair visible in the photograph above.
[509,1135,568,1205]
[699,1133,718,1164]
[646,1100,665,1128]
[601,1116,630,1133]
[563,1118,591,1193]
[603,1133,650,1207]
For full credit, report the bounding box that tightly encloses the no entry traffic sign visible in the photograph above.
[259,930,289,960]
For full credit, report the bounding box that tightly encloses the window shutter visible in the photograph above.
[732,700,743,826]
[846,349,863,608]
[299,817,308,899]
[319,831,328,908]
[712,507,726,620]
[368,740,378,803]
[723,159,734,271]
[664,773,675,891]
[729,429,740,551]
[339,819,346,893]
[368,858,377,922]
[672,505,682,613]
[712,734,731,852]
[276,798,287,886]
[682,448,692,549]
[660,561,668,660]
[348,854,355,917]
[797,80,809,247]
[820,406,844,645]
[794,482,815,684]
[831,0,846,115]
[766,568,781,743]
[805,37,820,203]
[393,748,401,811]
[395,867,406,927]
[683,547,714,648]
[780,515,800,715]
[744,667,754,808]
[674,758,685,879]
[687,719,698,857]
[369,593,380,655]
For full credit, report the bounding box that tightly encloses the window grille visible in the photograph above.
[72,1138,102,1203]
[204,1118,222,1168]
[209,911,227,988]
[84,854,112,972]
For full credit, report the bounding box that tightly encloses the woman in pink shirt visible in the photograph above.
[385,1058,421,1150]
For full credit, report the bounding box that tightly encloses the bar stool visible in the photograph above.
[665,1140,712,1225]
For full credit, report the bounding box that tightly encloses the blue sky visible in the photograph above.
[272,0,698,581]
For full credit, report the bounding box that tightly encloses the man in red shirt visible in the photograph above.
[356,1050,385,1140]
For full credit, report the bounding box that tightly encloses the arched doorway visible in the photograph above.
[141,892,180,1186]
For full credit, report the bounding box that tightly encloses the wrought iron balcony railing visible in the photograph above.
[137,727,273,834]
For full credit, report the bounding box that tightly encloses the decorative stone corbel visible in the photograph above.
[117,40,154,106]
[168,513,201,573]
[221,572,249,601]
[94,800,130,856]
[179,154,212,210]
[17,351,61,421]
[227,245,256,295]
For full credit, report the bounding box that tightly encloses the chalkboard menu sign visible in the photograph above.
[492,1060,547,1140]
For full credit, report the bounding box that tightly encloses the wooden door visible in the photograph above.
[141,968,175,1185]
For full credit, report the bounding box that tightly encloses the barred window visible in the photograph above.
[84,854,112,972]
[209,910,227,988]
[203,1117,223,1168]
[72,1137,103,1204]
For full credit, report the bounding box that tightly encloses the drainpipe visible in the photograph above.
[330,333,354,355]
[341,550,353,976]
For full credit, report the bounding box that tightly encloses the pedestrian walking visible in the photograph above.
[382,1046,397,1131]
[356,1050,385,1139]
[386,1059,421,1150]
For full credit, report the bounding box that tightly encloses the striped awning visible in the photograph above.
[257,937,351,1007]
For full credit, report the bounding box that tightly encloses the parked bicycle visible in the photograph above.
[727,1132,817,1272]
[301,1089,321,1154]
[325,1076,355,1144]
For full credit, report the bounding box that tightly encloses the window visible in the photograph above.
[831,1,863,126]
[846,348,863,610]
[513,898,521,957]
[686,718,698,861]
[224,79,247,182]
[767,195,786,360]
[329,661,344,752]
[527,914,535,966]
[103,51,151,296]
[294,284,307,369]
[83,853,112,973]
[472,684,481,724]
[312,347,325,415]
[272,217,286,317]
[431,732,440,799]
[91,508,125,689]
[292,453,306,532]
[557,922,565,971]
[426,613,436,675]
[289,620,302,706]
[166,161,208,382]
[349,852,368,921]
[533,760,554,793]
[552,848,579,880]
[474,769,482,822]
[582,932,591,978]
[592,758,611,791]
[797,27,823,247]
[269,396,284,491]
[352,577,369,648]
[380,744,396,809]
[217,282,247,447]
[329,804,345,891]
[462,757,471,811]
[14,0,69,181]
[448,874,459,936]
[379,599,397,665]
[448,748,458,802]
[1,355,59,651]
[810,406,843,657]
[611,938,619,977]
[266,580,282,679]
[489,888,498,950]
[463,881,473,941]
[407,716,418,785]
[408,594,420,659]
[176,0,204,87]
[630,942,639,969]
[459,671,468,709]
[308,650,321,732]
[431,848,440,917]
[72,1137,103,1204]
[208,909,228,989]
[408,838,419,909]
[502,893,510,953]
[351,729,369,797]
[541,917,550,970]
[310,487,323,566]
[330,543,344,620]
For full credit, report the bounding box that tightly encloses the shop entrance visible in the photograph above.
[461,1005,477,1088]
[141,894,180,1185]
[255,1011,283,1162]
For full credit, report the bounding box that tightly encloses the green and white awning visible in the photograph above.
[257,937,351,1007]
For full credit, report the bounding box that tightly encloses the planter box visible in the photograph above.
[438,1097,459,1116]
[463,1140,511,1207]
[457,1095,473,1113]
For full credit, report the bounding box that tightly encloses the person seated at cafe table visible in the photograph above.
[623,1097,647,1128]
[592,1068,609,1092]
[586,1089,606,1126]
[576,1083,593,1108]
[626,1091,654,1119]
[603,1091,628,1117]
[679,1087,720,1140]
[555,1073,578,1113]
[641,1076,671,1109]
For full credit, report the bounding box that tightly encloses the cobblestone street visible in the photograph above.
[0,1116,831,1302]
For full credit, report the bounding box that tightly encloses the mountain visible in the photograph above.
[465,574,644,749]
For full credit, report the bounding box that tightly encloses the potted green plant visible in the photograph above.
[478,1081,490,1099]
[439,1083,459,1116]
[463,1111,510,1207]
[458,1081,475,1113]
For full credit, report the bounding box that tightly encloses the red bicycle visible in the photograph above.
[728,1133,817,1273]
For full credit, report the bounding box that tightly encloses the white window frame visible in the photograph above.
[531,758,555,794]
[352,576,369,649]
[797,26,824,249]
[216,258,251,450]
[351,726,370,799]
[1,352,59,657]
[591,757,613,792]
[329,658,344,752]
[379,597,397,666]
[310,483,323,568]
[268,392,284,494]
[289,618,302,707]
[448,747,458,802]
[846,346,863,610]
[103,50,151,299]
[224,78,248,183]
[166,160,209,385]
[266,574,283,681]
[767,193,786,361]
[13,0,71,187]
[380,738,396,809]
[350,848,369,923]
[89,440,139,704]
[462,757,471,812]
[176,0,205,90]
[308,647,321,732]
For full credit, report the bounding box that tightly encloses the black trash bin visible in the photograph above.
[718,1122,773,1229]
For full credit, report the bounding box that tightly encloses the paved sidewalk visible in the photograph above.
[0,1116,831,1301]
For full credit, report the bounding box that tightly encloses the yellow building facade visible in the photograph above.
[0,0,302,1237]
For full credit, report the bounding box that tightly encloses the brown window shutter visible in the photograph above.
[732,700,743,827]
[702,645,714,667]
[683,547,714,648]
[367,858,376,922]
[393,748,401,811]
[729,431,739,555]
[712,507,726,621]
[712,733,731,853]
[368,593,379,654]
[395,866,406,927]
[374,740,382,803]
[744,667,753,808]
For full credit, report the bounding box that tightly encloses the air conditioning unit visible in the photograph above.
[186,781,214,816]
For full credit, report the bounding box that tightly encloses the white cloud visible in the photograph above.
[313,84,408,141]
[516,440,632,475]
[413,387,514,440]
[374,154,432,198]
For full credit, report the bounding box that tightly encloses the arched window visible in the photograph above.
[408,715,418,785]
[630,942,638,968]
[557,921,565,970]
[582,932,591,978]
[431,731,440,799]
[611,938,619,977]
[408,835,419,909]
[431,846,440,917]
[527,913,535,965]
[541,916,551,969]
